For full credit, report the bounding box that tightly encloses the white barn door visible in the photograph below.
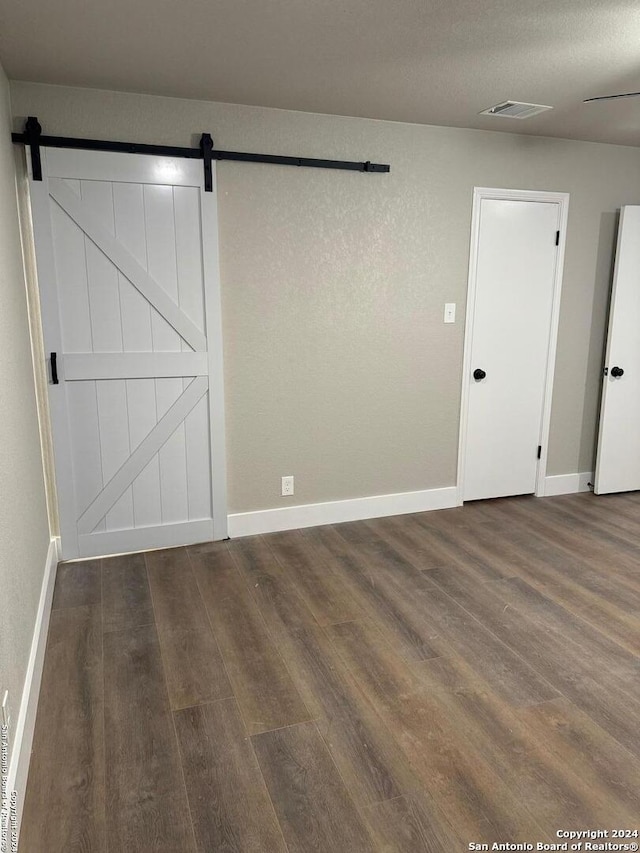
[30,148,227,559]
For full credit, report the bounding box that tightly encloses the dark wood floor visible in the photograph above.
[20,492,640,852]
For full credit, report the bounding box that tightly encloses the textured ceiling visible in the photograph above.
[1,0,640,145]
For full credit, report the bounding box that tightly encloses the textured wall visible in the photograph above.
[13,145,59,537]
[10,82,640,511]
[0,66,50,767]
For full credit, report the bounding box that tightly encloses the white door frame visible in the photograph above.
[28,147,228,557]
[456,187,569,505]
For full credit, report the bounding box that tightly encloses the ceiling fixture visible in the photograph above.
[479,101,553,119]
[584,91,640,103]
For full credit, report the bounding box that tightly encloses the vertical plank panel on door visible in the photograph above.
[81,181,123,353]
[144,184,189,524]
[81,179,134,531]
[95,379,134,531]
[67,381,105,533]
[50,184,92,354]
[50,184,108,532]
[174,185,211,521]
[113,182,162,528]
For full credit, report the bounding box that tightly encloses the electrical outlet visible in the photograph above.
[281,475,294,496]
[1,690,10,731]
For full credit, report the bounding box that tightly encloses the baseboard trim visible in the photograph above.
[227,486,458,538]
[6,536,59,847]
[542,472,593,497]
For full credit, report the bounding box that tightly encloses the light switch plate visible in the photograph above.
[444,303,456,324]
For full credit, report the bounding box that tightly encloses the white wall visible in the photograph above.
[10,82,640,513]
[0,65,50,773]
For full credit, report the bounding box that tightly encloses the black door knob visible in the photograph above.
[611,366,624,378]
[473,368,486,381]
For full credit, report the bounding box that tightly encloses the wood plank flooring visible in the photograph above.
[20,492,640,852]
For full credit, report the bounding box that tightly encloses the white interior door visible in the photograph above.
[462,196,561,502]
[595,206,640,495]
[30,148,227,559]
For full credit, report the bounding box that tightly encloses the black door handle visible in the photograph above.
[611,366,624,378]
[473,368,486,381]
[50,352,59,384]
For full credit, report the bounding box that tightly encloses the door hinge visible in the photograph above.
[555,230,560,246]
[537,445,542,459]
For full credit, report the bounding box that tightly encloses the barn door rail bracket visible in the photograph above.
[12,117,391,191]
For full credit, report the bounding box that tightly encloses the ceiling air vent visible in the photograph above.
[480,101,553,119]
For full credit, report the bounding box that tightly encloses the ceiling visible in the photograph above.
[1,0,640,146]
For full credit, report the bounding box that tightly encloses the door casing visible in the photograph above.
[457,187,569,505]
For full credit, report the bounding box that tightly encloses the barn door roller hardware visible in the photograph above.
[12,117,390,191]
